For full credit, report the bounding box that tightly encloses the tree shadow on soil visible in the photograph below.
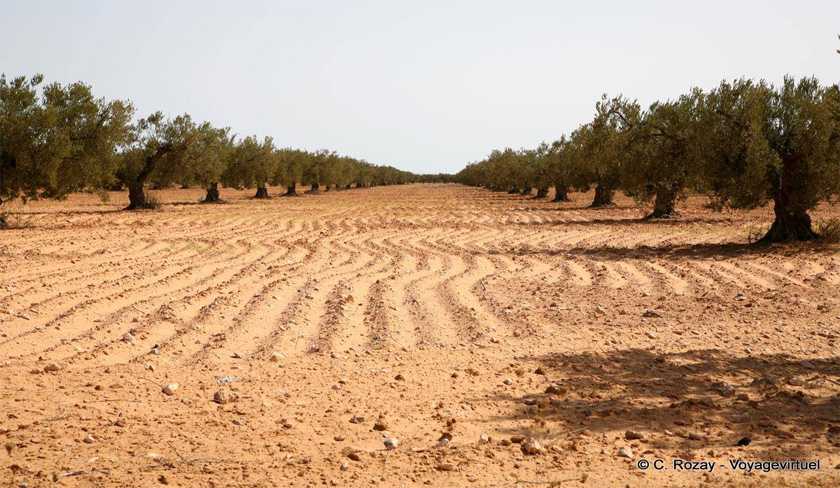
[476,348,840,460]
[484,241,838,260]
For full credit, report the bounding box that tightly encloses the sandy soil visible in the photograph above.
[1,184,839,487]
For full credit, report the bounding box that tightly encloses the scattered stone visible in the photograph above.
[645,331,657,339]
[43,362,61,373]
[339,462,349,471]
[688,432,704,441]
[383,437,399,450]
[436,432,452,447]
[213,390,233,404]
[624,430,644,441]
[713,382,736,397]
[617,446,633,459]
[502,378,513,385]
[534,367,545,375]
[520,437,545,455]
[545,384,565,395]
[216,375,239,385]
[478,432,490,444]
[510,435,526,444]
[162,383,179,396]
[522,398,537,406]
[150,344,161,355]
[736,436,752,447]
[269,352,284,363]
[82,434,95,444]
[642,309,662,318]
[735,293,747,301]
[349,415,365,424]
[334,435,345,442]
[394,374,405,381]
[122,333,135,344]
[435,463,455,472]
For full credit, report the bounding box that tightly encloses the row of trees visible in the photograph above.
[456,77,840,243]
[0,74,421,214]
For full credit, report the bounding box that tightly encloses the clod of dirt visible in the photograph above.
[342,447,363,462]
[373,416,389,431]
[162,383,179,396]
[43,362,61,373]
[624,430,643,441]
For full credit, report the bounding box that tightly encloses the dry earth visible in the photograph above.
[1,184,839,487]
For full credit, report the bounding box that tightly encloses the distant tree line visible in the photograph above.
[455,77,840,243]
[0,74,436,217]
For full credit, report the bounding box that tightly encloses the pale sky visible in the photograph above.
[2,0,838,174]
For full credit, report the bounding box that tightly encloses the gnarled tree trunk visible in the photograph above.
[283,182,298,196]
[646,183,680,219]
[254,185,269,198]
[535,187,548,198]
[590,183,614,208]
[760,156,817,243]
[306,183,320,194]
[127,181,148,210]
[203,182,221,203]
[126,143,173,210]
[553,184,570,202]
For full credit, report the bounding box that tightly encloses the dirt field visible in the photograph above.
[1,184,839,487]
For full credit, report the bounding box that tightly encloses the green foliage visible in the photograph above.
[457,76,840,240]
[0,74,133,203]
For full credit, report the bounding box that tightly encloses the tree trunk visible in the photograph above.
[203,182,221,203]
[345,184,352,190]
[306,183,320,194]
[283,182,298,196]
[535,187,548,198]
[760,194,817,243]
[125,143,173,211]
[254,185,269,198]
[127,180,148,210]
[508,187,519,194]
[521,187,532,196]
[646,184,679,219]
[759,156,817,243]
[553,185,570,202]
[590,183,614,208]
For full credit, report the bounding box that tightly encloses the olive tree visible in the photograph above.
[572,95,640,207]
[0,75,132,213]
[222,136,276,198]
[622,90,703,218]
[118,113,197,209]
[700,77,840,242]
